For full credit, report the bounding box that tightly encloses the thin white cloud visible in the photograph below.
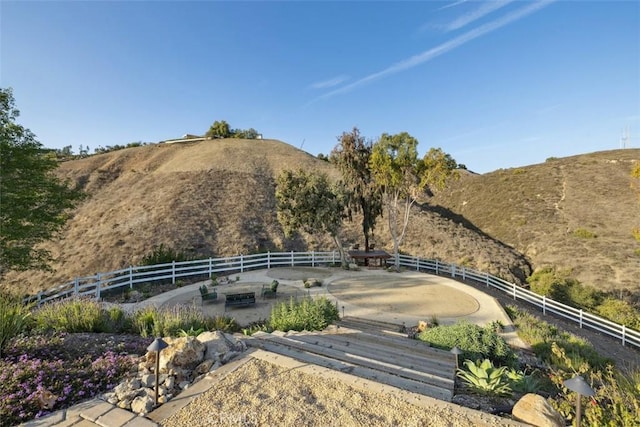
[437,0,470,12]
[315,0,554,102]
[445,0,515,31]
[309,75,350,90]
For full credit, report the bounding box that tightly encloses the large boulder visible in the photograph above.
[144,336,205,382]
[197,330,241,360]
[512,393,565,427]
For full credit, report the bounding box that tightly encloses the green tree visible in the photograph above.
[205,120,231,139]
[0,88,83,277]
[370,132,420,270]
[233,128,259,139]
[275,169,348,267]
[370,138,458,270]
[330,127,382,253]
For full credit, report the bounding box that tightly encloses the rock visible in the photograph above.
[197,331,236,359]
[145,336,205,375]
[164,375,176,391]
[195,359,215,375]
[512,393,565,427]
[140,374,155,388]
[117,398,132,410]
[178,381,191,390]
[131,395,155,415]
[222,351,240,364]
[417,320,428,332]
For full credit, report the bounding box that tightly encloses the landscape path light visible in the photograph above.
[450,346,463,370]
[563,375,595,427]
[147,337,169,406]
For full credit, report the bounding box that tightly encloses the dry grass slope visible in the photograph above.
[2,141,636,296]
[432,149,640,291]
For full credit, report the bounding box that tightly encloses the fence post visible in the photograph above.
[512,283,516,300]
[311,251,315,267]
[542,295,546,315]
[240,254,245,272]
[451,265,456,278]
[291,250,294,267]
[172,261,176,285]
[74,277,79,296]
[37,291,43,306]
[579,310,583,329]
[129,266,133,289]
[485,272,490,287]
[435,260,439,275]
[96,273,101,300]
[622,325,626,347]
[267,252,271,269]
[416,256,419,271]
[209,258,213,278]
[462,267,466,281]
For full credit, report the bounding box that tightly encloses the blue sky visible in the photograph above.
[2,0,639,173]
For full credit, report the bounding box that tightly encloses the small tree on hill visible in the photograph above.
[205,120,231,139]
[275,169,348,267]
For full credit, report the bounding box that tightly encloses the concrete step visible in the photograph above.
[286,333,455,389]
[289,332,455,378]
[246,336,453,401]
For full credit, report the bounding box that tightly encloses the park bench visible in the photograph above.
[199,285,217,303]
[225,292,256,308]
[261,280,279,299]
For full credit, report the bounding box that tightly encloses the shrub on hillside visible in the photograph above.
[417,321,515,366]
[140,243,196,266]
[597,298,640,330]
[269,296,339,332]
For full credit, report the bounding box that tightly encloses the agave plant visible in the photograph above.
[505,368,543,393]
[457,359,512,396]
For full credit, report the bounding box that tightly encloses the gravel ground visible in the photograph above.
[160,358,523,427]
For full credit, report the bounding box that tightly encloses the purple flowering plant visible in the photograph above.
[0,332,152,426]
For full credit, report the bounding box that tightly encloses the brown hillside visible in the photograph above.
[2,138,531,294]
[431,149,640,292]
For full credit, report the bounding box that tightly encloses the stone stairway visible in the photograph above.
[246,316,456,402]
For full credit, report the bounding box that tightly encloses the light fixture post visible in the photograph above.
[450,346,463,370]
[147,337,169,406]
[563,375,595,427]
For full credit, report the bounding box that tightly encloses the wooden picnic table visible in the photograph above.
[347,250,391,268]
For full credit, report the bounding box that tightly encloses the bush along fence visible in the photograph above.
[25,251,639,350]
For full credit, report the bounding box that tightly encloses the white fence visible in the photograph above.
[26,251,640,350]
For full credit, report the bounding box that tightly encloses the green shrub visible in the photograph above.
[597,298,640,330]
[457,359,511,396]
[506,305,611,370]
[140,243,195,265]
[32,297,105,333]
[269,296,339,332]
[572,228,597,239]
[505,368,543,394]
[417,321,515,366]
[548,344,640,427]
[527,267,580,306]
[131,304,208,337]
[205,315,239,333]
[0,293,31,356]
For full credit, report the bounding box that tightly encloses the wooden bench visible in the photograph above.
[199,285,217,303]
[225,292,256,308]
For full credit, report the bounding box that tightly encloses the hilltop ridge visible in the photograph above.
[2,140,637,295]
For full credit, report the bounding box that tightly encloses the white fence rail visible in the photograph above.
[26,251,639,350]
